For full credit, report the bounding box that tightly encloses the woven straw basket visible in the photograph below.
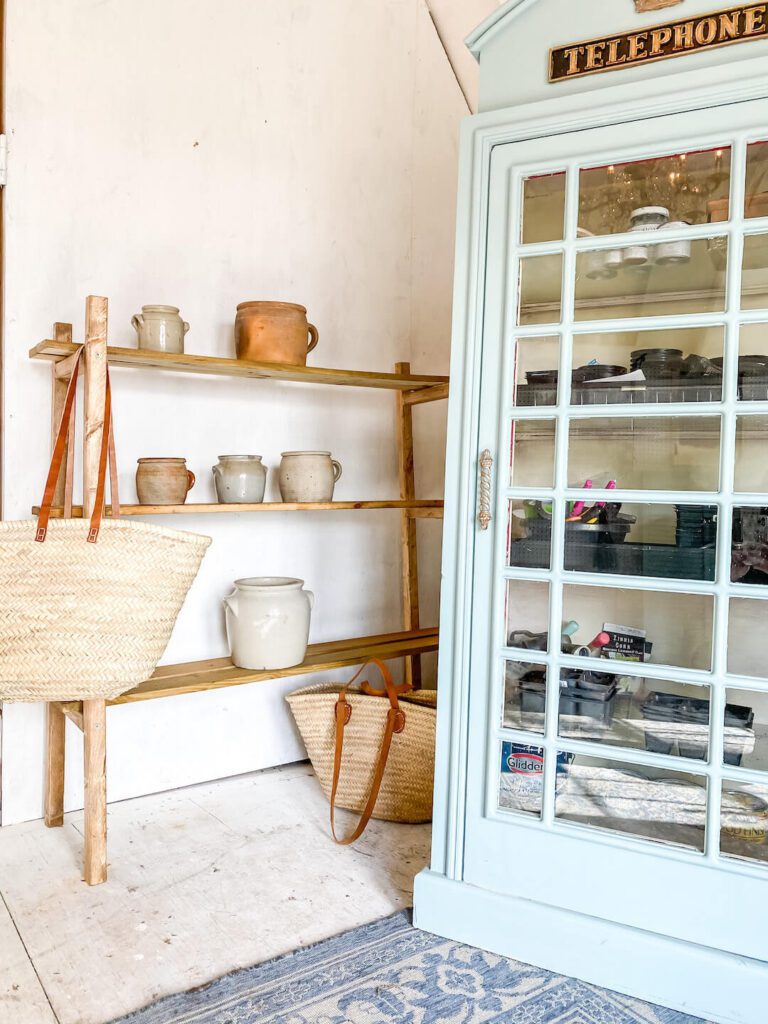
[287,680,437,824]
[0,518,211,702]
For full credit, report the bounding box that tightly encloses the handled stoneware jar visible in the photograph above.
[234,301,318,365]
[132,305,190,354]
[212,455,267,503]
[278,451,342,503]
[136,457,195,505]
[224,577,314,670]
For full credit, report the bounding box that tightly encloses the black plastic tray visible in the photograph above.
[509,538,716,580]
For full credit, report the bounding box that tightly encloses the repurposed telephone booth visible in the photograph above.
[415,2,768,1019]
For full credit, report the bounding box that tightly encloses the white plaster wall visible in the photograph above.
[0,0,467,824]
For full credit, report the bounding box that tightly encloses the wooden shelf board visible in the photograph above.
[32,499,445,517]
[56,628,439,712]
[30,340,449,394]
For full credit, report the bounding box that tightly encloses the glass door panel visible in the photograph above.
[465,100,768,962]
[578,146,731,237]
[570,326,724,406]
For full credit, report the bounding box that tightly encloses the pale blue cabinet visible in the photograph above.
[415,4,768,1020]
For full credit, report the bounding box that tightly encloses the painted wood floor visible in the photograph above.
[0,763,431,1024]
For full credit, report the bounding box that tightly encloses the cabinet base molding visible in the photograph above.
[413,870,767,1024]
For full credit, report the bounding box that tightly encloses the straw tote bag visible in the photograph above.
[286,659,437,843]
[0,346,211,702]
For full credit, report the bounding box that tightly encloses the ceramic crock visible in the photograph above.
[234,301,319,365]
[224,577,314,670]
[136,457,195,505]
[131,305,190,354]
[278,451,342,502]
[622,206,669,267]
[212,455,267,503]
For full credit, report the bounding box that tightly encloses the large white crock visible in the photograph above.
[224,576,314,670]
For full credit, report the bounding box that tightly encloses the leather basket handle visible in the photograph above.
[329,659,409,845]
[36,346,120,543]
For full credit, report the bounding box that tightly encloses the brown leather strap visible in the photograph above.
[36,348,83,541]
[36,347,120,543]
[329,659,407,845]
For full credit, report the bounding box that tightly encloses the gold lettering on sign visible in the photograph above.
[550,4,768,81]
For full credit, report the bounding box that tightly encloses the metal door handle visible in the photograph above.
[478,449,493,530]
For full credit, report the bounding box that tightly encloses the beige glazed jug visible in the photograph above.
[132,305,190,354]
[212,455,267,504]
[224,577,314,670]
[136,458,196,505]
[279,451,342,503]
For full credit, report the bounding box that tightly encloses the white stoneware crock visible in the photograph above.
[278,451,342,503]
[212,455,267,503]
[224,577,314,670]
[131,304,190,354]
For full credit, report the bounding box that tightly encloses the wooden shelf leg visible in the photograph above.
[396,361,422,689]
[44,703,66,827]
[83,699,107,885]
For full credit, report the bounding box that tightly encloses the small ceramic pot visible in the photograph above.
[655,221,692,265]
[278,451,342,503]
[235,301,318,365]
[212,455,267,504]
[622,206,669,267]
[132,305,190,354]
[224,577,314,670]
[136,457,195,505]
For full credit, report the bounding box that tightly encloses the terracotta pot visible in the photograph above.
[235,301,318,365]
[279,451,342,503]
[136,458,195,505]
[132,305,189,354]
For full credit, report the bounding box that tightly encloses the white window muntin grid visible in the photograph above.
[486,131,766,866]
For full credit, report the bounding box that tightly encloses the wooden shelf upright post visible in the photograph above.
[396,362,421,690]
[81,296,109,886]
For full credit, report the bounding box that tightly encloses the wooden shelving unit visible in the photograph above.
[32,500,444,518]
[32,299,447,885]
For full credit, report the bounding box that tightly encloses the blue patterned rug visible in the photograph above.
[112,910,710,1024]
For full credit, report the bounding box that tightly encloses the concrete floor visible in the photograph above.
[0,763,431,1024]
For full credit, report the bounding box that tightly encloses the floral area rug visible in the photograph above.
[111,910,710,1024]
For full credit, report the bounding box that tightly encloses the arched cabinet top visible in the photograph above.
[466,0,768,112]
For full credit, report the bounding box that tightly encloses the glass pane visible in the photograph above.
[556,752,707,852]
[575,237,727,321]
[731,507,768,584]
[568,417,721,492]
[723,688,764,770]
[563,502,717,582]
[499,742,570,817]
[745,141,768,219]
[734,417,768,493]
[720,780,768,865]
[571,326,724,406]
[561,585,714,671]
[579,146,731,237]
[559,673,711,760]
[519,252,563,326]
[503,659,547,734]
[508,499,552,570]
[727,598,767,679]
[513,335,560,408]
[741,234,768,312]
[510,419,555,487]
[522,171,566,244]
[738,323,768,402]
[506,580,550,650]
